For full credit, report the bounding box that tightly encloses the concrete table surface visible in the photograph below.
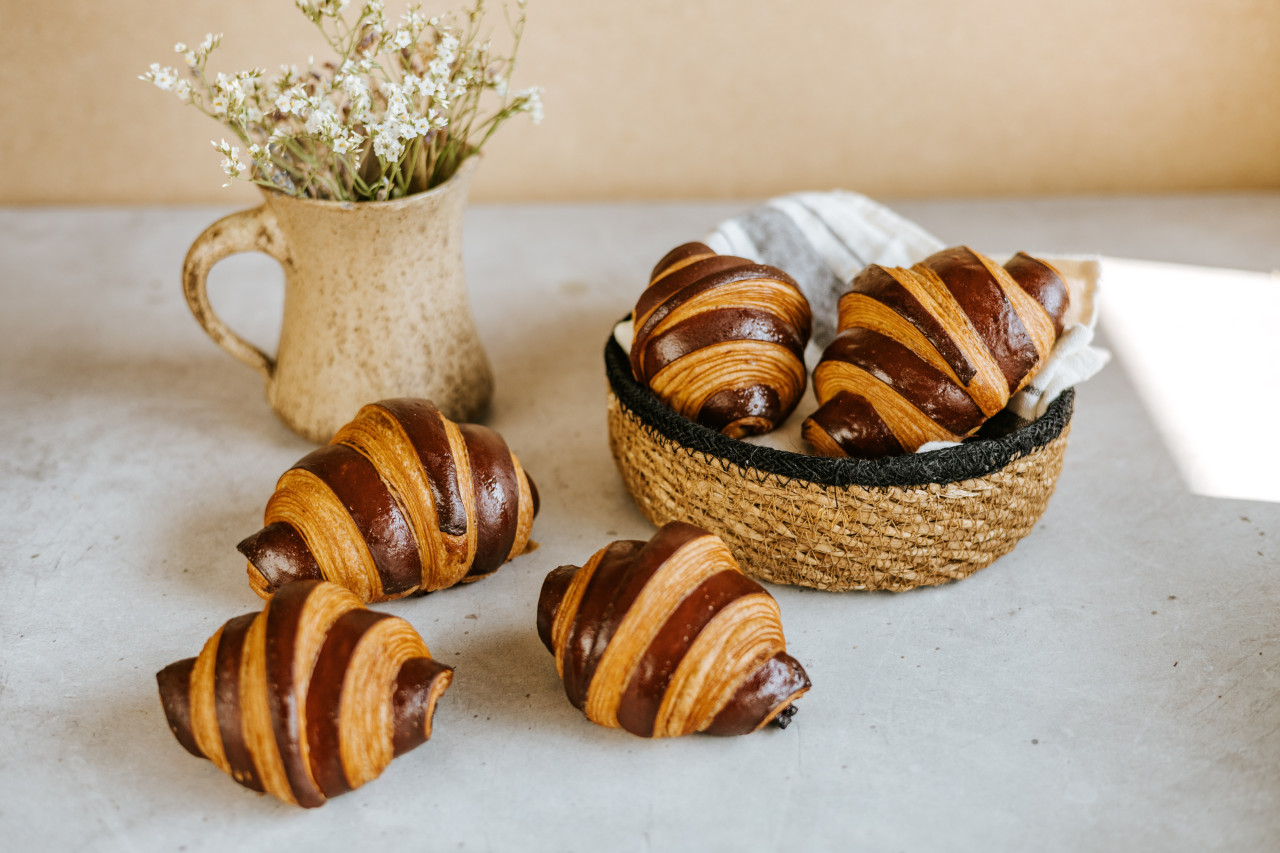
[1,195,1278,852]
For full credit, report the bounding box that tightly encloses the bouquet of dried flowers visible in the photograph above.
[142,0,542,202]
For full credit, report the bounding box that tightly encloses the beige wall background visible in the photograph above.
[1,0,1278,205]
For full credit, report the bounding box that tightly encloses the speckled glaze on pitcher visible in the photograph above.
[182,157,492,443]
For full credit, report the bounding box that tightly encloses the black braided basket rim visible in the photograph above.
[606,334,1074,489]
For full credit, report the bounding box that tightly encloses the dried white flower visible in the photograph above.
[148,0,539,201]
[386,90,409,120]
[274,86,308,115]
[212,72,246,116]
[372,124,405,161]
[349,91,372,121]
[402,8,426,35]
[440,33,460,60]
[517,86,543,124]
[197,33,221,59]
[143,63,180,92]
[339,74,368,103]
[304,101,341,137]
[212,139,244,186]
[331,133,359,155]
[427,57,451,82]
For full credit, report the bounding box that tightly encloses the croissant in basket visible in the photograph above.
[156,580,452,808]
[537,521,810,737]
[629,242,812,438]
[803,247,1069,458]
[239,398,538,603]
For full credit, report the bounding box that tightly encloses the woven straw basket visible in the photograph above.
[605,336,1073,591]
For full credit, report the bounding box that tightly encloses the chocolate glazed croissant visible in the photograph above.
[537,522,810,737]
[156,580,452,808]
[239,398,539,603]
[803,247,1069,458]
[630,242,811,438]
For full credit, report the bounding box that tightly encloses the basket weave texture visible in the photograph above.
[605,337,1073,591]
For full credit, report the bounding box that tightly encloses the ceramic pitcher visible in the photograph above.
[182,157,493,443]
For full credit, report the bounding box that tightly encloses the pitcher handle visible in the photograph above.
[182,204,289,381]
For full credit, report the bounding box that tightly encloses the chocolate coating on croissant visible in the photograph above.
[850,264,977,384]
[704,653,812,736]
[561,538,651,709]
[458,423,520,579]
[263,581,327,807]
[291,445,424,598]
[822,328,985,435]
[614,568,763,737]
[238,523,323,589]
[157,580,452,808]
[630,243,811,438]
[239,398,538,603]
[1004,251,1069,337]
[650,241,715,279]
[305,608,394,798]
[156,658,201,758]
[536,565,576,653]
[374,398,468,535]
[639,307,803,381]
[538,522,810,738]
[213,613,264,791]
[699,385,785,434]
[805,391,904,459]
[805,247,1068,458]
[391,657,446,757]
[926,247,1040,394]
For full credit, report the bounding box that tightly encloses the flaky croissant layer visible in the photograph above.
[157,580,452,808]
[630,242,812,438]
[804,246,1069,458]
[239,397,539,603]
[538,522,810,738]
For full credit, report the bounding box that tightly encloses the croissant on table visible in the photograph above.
[803,247,1069,458]
[629,242,812,438]
[156,580,452,808]
[239,398,539,603]
[537,522,810,738]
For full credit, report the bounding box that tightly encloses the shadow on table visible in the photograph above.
[442,621,620,743]
[60,673,294,826]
